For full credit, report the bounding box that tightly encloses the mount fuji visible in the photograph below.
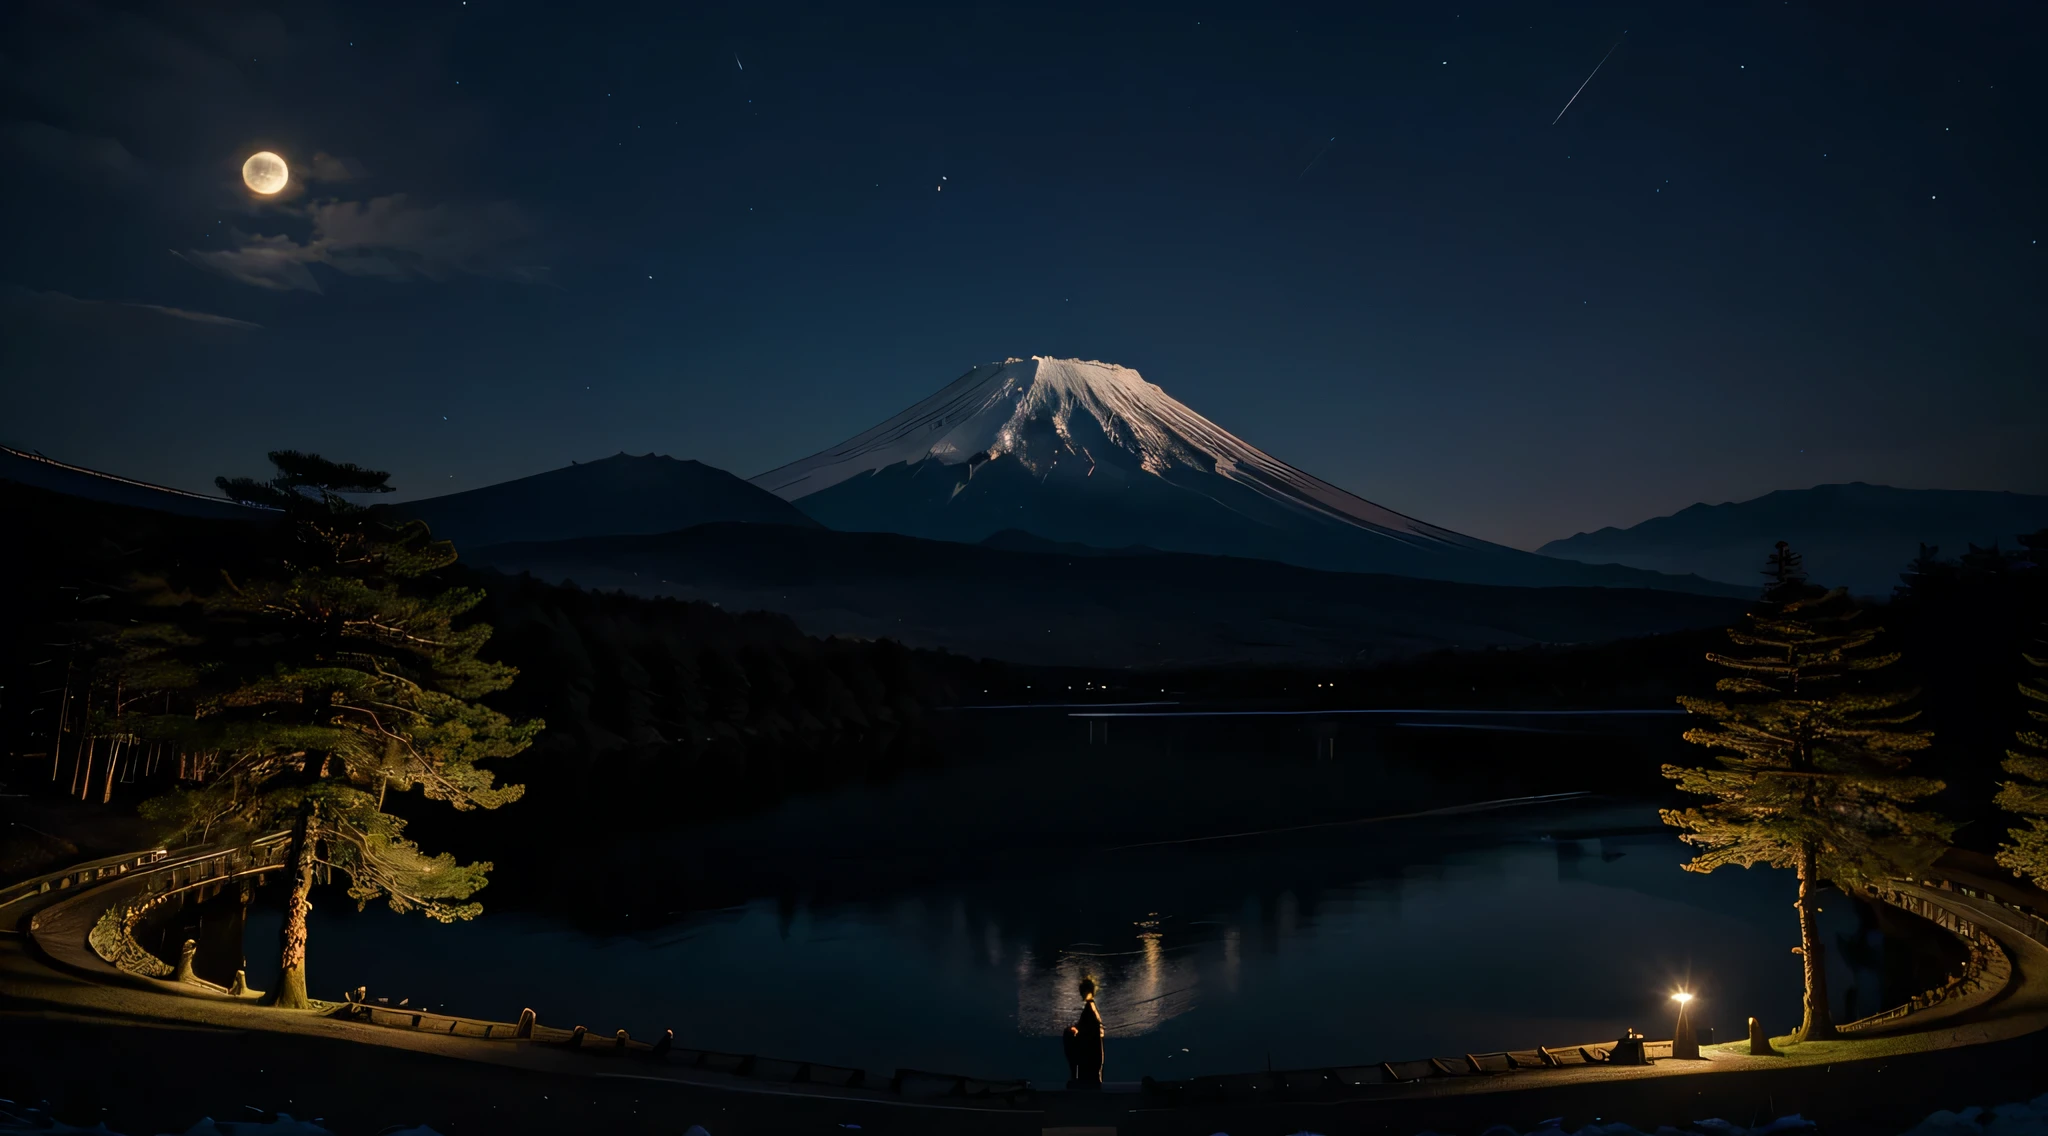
[752,357,1744,596]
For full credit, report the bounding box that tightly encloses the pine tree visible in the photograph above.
[132,452,539,1009]
[1894,543,1955,604]
[1661,542,1951,1042]
[1996,626,2048,889]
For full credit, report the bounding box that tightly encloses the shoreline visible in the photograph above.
[7,839,2048,1134]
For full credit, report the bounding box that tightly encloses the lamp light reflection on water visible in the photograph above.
[1013,913,1227,1038]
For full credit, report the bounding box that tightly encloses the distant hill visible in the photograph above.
[467,523,1748,669]
[752,356,1746,597]
[0,443,261,521]
[1539,483,2048,596]
[974,529,1159,557]
[384,452,820,548]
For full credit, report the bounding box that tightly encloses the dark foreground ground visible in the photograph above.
[2,1011,2044,1136]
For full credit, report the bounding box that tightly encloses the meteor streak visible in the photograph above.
[1297,136,1336,180]
[1552,33,1626,126]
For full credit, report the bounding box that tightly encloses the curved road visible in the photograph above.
[4,847,2047,1135]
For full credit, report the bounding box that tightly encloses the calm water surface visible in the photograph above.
[245,712,1877,1086]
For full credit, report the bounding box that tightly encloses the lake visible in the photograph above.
[234,709,1905,1086]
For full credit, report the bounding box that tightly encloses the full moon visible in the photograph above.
[242,151,289,195]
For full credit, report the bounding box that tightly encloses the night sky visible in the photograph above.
[2,2,2042,550]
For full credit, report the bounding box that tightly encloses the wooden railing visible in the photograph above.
[0,847,170,919]
[73,834,297,986]
[1146,874,2040,1105]
[329,1000,1036,1105]
[17,843,2043,1105]
[1924,878,2048,948]
[1140,1037,1677,1106]
[1839,880,2024,1033]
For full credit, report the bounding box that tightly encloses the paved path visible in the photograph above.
[5,850,2048,1136]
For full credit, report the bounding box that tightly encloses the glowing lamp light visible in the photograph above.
[1671,991,1694,1004]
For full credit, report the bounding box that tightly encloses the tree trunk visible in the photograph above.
[1793,840,1837,1041]
[101,736,121,803]
[270,805,318,1010]
[50,661,72,782]
[106,682,123,801]
[74,736,95,799]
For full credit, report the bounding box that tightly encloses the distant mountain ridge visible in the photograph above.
[467,522,1750,669]
[1,443,1751,667]
[384,452,819,548]
[1538,483,2048,595]
[751,356,1747,597]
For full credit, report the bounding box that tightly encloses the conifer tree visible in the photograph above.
[132,452,538,1009]
[1996,626,2048,889]
[1893,543,1955,603]
[1662,542,1951,1042]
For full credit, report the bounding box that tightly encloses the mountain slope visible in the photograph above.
[386,452,819,548]
[466,522,1750,669]
[750,357,1744,596]
[1539,483,2048,596]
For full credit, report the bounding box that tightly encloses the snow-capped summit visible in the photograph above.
[754,356,1473,552]
[751,357,1742,595]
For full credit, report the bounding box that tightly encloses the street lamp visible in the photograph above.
[1671,991,1699,1059]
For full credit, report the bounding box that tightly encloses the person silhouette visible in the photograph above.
[1067,975,1104,1086]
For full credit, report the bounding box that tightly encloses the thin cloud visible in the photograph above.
[0,120,145,187]
[1,285,260,331]
[305,151,366,182]
[174,233,324,293]
[124,302,262,329]
[178,193,547,293]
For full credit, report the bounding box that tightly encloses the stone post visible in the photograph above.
[516,1007,536,1039]
[1748,1016,1779,1056]
[615,1029,630,1049]
[651,1029,674,1058]
[172,939,198,983]
[568,1025,587,1048]
[229,970,249,997]
[1673,1003,1699,1059]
